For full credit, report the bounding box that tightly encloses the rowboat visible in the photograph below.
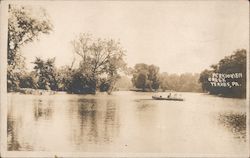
[152,95,184,101]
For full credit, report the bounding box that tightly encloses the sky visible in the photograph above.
[15,1,249,74]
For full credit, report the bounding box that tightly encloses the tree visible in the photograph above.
[114,76,133,90]
[217,49,246,97]
[19,71,38,89]
[67,69,93,94]
[199,69,213,92]
[199,49,247,98]
[7,4,53,91]
[159,72,170,91]
[178,73,202,92]
[33,57,57,90]
[71,33,126,94]
[131,63,160,91]
[133,71,148,90]
[159,72,202,92]
[55,66,73,91]
[148,65,160,90]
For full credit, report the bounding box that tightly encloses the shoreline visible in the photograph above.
[7,88,246,99]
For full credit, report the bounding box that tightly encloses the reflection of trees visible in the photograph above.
[33,99,54,121]
[136,101,152,111]
[8,106,34,151]
[78,99,98,143]
[218,112,246,141]
[7,115,21,151]
[103,101,119,142]
[71,98,120,146]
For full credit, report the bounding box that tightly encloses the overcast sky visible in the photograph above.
[17,1,249,74]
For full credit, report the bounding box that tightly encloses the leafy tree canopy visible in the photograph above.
[131,63,160,91]
[7,4,53,91]
[71,33,127,94]
[199,49,246,98]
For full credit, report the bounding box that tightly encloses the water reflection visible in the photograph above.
[136,101,152,111]
[7,116,21,151]
[7,92,248,155]
[218,112,246,141]
[69,98,120,150]
[103,100,119,143]
[78,99,98,143]
[33,99,54,121]
[8,96,35,151]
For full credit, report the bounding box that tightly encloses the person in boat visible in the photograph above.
[167,93,171,98]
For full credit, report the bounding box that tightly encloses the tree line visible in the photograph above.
[7,5,247,97]
[7,5,126,94]
[7,5,53,91]
[130,49,247,97]
[199,49,246,98]
[7,5,202,94]
[130,63,202,92]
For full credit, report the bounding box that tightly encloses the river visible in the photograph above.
[7,91,248,155]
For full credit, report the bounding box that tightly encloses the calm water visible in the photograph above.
[7,91,248,155]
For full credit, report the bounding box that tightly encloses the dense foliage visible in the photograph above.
[7,5,126,94]
[199,49,246,98]
[19,71,38,89]
[7,5,246,98]
[71,33,127,94]
[115,76,133,90]
[131,64,202,92]
[7,5,53,91]
[33,57,58,90]
[131,64,160,91]
[160,73,202,92]
[16,35,127,94]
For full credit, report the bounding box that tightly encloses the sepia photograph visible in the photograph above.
[0,0,249,157]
